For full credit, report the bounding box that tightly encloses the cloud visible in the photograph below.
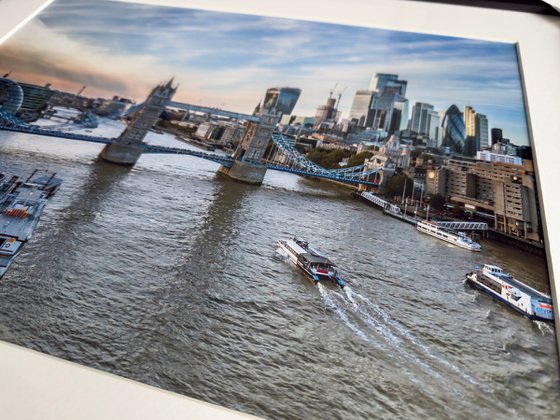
[0,0,528,143]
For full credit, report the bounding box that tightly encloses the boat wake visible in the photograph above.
[317,283,479,388]
[535,320,555,336]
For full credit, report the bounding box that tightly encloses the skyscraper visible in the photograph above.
[409,102,434,135]
[263,87,301,116]
[491,128,503,145]
[464,106,477,156]
[368,73,407,96]
[441,104,466,154]
[393,97,409,131]
[349,90,373,126]
[475,113,489,151]
[428,110,441,148]
[464,106,476,137]
[365,73,408,134]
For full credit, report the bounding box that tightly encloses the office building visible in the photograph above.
[368,73,407,96]
[349,90,373,126]
[431,156,540,241]
[0,77,24,115]
[98,96,134,118]
[366,90,408,134]
[409,102,433,135]
[491,128,503,145]
[18,82,54,114]
[441,104,466,154]
[464,105,477,156]
[476,150,523,166]
[475,113,489,151]
[364,73,409,135]
[263,87,301,116]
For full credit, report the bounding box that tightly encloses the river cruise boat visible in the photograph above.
[465,264,554,322]
[0,170,61,278]
[277,237,345,288]
[416,220,481,251]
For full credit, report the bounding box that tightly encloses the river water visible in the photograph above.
[0,127,558,419]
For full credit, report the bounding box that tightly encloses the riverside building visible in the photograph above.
[425,155,540,242]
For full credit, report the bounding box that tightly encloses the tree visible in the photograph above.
[384,173,413,197]
[307,148,352,169]
[346,151,373,167]
[427,193,446,211]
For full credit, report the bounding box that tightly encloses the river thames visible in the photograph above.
[0,128,558,419]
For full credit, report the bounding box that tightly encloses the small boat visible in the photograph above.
[277,237,345,288]
[465,264,554,322]
[417,220,481,251]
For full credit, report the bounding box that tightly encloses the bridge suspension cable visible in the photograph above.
[268,129,381,185]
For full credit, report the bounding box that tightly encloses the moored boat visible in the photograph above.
[465,264,554,322]
[417,220,481,251]
[277,237,345,288]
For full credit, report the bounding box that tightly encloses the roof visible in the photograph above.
[299,253,333,265]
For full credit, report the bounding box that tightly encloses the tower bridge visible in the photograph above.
[0,80,381,188]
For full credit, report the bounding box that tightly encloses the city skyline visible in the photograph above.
[0,0,529,145]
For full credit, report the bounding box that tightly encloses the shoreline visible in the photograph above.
[352,190,546,258]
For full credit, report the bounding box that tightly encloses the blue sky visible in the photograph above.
[0,0,529,145]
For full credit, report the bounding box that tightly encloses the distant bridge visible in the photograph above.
[0,108,380,187]
[167,102,261,123]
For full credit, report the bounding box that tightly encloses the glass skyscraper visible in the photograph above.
[475,113,489,151]
[349,90,373,126]
[441,104,466,154]
[409,102,434,135]
[364,73,409,134]
[368,73,407,96]
[263,87,301,116]
[0,77,24,115]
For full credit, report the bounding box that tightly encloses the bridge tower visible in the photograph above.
[99,79,177,165]
[217,105,280,185]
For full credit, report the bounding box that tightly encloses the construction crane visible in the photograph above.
[335,86,348,111]
[328,83,338,99]
[76,85,87,97]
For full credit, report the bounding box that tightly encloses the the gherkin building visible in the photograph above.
[441,104,466,154]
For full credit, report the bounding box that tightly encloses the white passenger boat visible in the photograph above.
[466,264,554,322]
[276,237,345,288]
[416,220,481,251]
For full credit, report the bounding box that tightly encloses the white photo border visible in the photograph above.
[0,1,558,418]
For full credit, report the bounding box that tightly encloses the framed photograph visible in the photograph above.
[1,0,559,418]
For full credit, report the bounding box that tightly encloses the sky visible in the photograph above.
[0,0,530,145]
